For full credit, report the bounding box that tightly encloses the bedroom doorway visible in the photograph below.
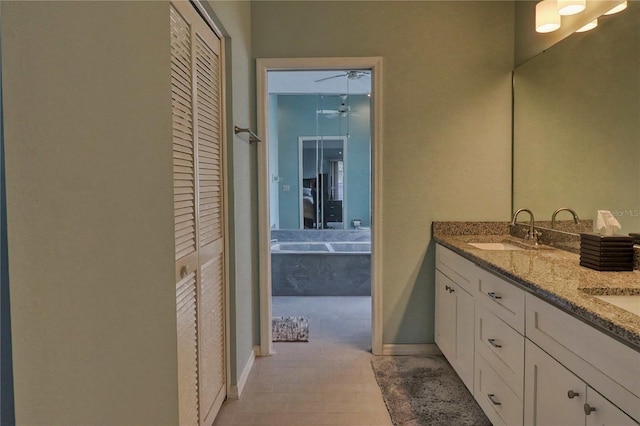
[256,58,383,356]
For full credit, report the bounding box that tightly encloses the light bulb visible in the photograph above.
[536,0,561,33]
[604,1,627,15]
[557,0,586,15]
[576,19,598,32]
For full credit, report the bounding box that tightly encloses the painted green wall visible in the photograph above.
[204,0,258,390]
[2,2,178,423]
[275,94,371,229]
[2,1,260,422]
[253,1,514,344]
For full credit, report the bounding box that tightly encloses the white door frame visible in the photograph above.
[256,57,383,356]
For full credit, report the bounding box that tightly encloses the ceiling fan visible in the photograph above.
[314,70,371,83]
[316,95,355,119]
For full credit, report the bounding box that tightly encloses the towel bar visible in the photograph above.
[234,125,261,143]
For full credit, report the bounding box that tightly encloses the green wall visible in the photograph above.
[2,1,260,422]
[2,2,178,423]
[253,1,514,344]
[275,94,371,229]
[204,0,258,390]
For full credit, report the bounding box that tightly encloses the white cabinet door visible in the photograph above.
[585,388,639,426]
[524,339,585,426]
[455,282,475,391]
[435,270,474,391]
[435,270,456,361]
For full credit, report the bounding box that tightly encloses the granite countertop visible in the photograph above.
[432,222,640,350]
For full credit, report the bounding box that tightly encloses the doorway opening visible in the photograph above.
[256,58,383,356]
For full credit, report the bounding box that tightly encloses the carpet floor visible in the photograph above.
[371,355,491,426]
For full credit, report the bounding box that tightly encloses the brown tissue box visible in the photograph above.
[579,261,634,272]
[580,233,633,244]
[579,233,633,272]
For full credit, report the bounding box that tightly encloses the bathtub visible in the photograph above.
[271,241,371,254]
[271,240,371,296]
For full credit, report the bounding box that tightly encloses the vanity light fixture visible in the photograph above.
[576,18,598,32]
[536,0,561,33]
[557,0,586,15]
[604,0,627,15]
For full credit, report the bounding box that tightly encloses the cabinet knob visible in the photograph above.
[584,403,596,415]
[180,265,190,279]
[567,390,580,399]
[488,338,502,348]
[445,285,450,292]
[487,394,501,406]
[487,292,502,300]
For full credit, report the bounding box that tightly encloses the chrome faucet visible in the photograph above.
[551,208,580,229]
[510,208,541,245]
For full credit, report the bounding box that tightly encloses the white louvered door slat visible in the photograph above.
[194,25,225,426]
[171,4,199,426]
[176,273,199,426]
[172,2,226,425]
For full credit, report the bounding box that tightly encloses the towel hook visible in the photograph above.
[234,125,261,143]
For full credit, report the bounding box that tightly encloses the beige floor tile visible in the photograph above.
[214,297,392,426]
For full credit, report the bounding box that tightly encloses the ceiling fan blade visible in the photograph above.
[314,73,346,83]
[316,109,340,119]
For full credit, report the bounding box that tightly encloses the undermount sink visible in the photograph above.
[468,242,525,251]
[593,295,640,316]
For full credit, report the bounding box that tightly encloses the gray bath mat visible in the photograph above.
[272,316,309,342]
[371,355,490,426]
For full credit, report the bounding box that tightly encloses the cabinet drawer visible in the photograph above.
[477,268,525,334]
[475,352,523,426]
[476,304,524,398]
[436,245,480,296]
[526,293,640,422]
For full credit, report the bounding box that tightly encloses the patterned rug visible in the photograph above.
[371,355,490,426]
[272,316,309,342]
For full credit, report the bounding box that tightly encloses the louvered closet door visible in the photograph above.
[193,12,226,426]
[171,2,226,425]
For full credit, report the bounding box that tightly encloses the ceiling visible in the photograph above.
[267,70,372,95]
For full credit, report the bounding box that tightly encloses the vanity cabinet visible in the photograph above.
[525,339,638,426]
[525,293,640,424]
[434,243,640,426]
[474,269,525,426]
[435,246,480,392]
[435,270,475,390]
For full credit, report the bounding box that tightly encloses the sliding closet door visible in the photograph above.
[171,2,226,425]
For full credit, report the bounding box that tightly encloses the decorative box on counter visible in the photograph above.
[579,233,634,271]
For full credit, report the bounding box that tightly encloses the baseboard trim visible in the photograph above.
[228,346,258,399]
[381,343,442,356]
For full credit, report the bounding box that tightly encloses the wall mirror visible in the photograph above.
[513,1,639,233]
[267,70,372,230]
[300,137,346,229]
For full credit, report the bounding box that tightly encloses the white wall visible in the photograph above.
[252,1,514,344]
[2,2,178,424]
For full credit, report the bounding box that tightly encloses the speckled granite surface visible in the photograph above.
[433,222,640,350]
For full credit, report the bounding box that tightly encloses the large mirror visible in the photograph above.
[513,1,639,233]
[300,136,346,229]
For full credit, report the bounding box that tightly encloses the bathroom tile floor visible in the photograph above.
[213,296,393,425]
